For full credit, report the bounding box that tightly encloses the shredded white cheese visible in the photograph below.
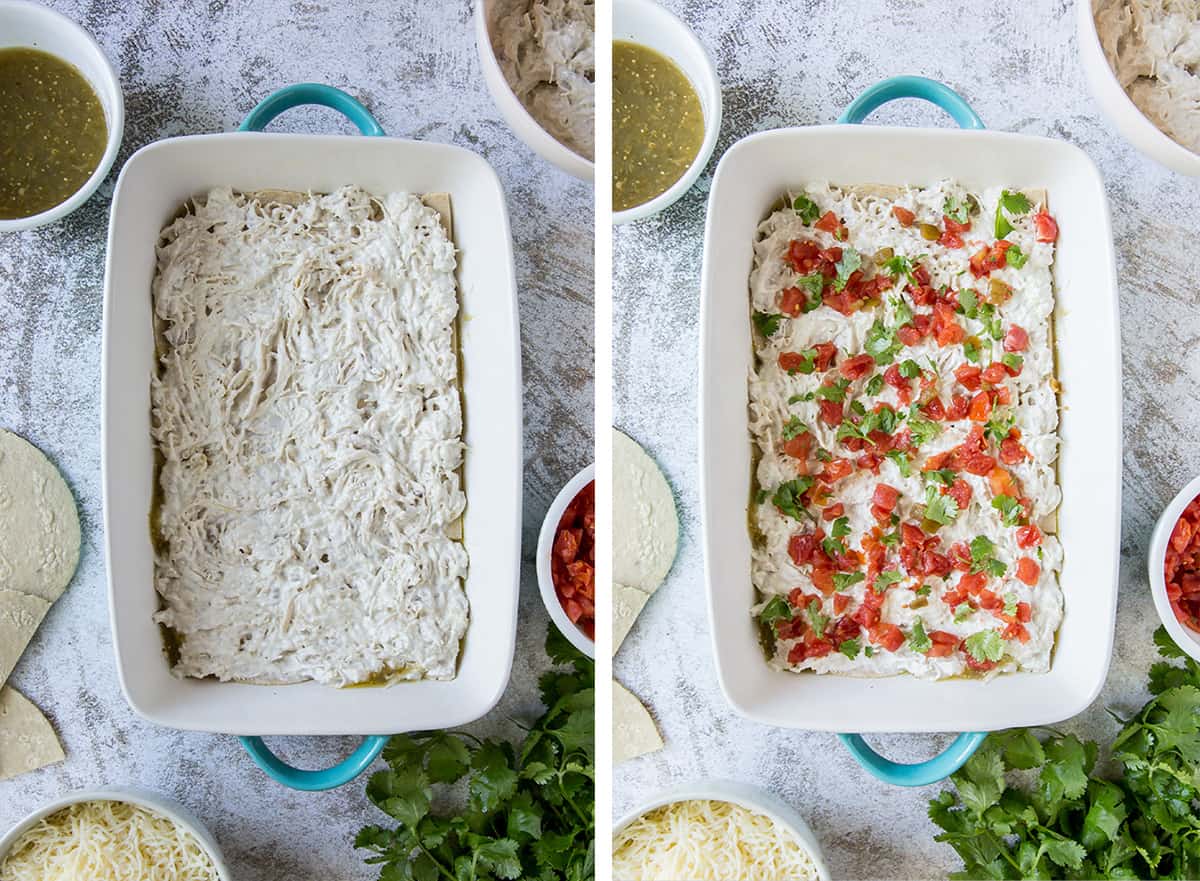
[0,800,221,881]
[613,799,821,881]
[150,186,468,686]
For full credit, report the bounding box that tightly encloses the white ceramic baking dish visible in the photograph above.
[699,78,1121,784]
[101,85,522,789]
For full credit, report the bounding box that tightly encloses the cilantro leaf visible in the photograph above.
[964,629,1005,664]
[758,595,792,630]
[1006,244,1028,268]
[753,311,785,337]
[944,195,970,225]
[816,378,850,403]
[873,570,904,593]
[991,494,1022,527]
[772,478,815,521]
[782,415,807,440]
[833,247,862,291]
[909,617,932,654]
[907,411,941,446]
[793,194,820,224]
[838,638,862,659]
[831,516,851,539]
[865,373,884,396]
[924,484,960,526]
[995,189,1031,239]
[805,598,829,638]
[887,449,912,478]
[898,358,922,379]
[833,571,865,591]
[926,469,957,487]
[865,320,901,365]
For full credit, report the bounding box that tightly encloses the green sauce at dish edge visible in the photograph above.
[0,47,107,220]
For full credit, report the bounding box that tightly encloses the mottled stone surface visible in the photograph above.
[0,2,592,879]
[613,1,1200,879]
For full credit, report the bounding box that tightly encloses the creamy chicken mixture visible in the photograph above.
[151,187,467,686]
[1096,0,1200,153]
[492,0,594,160]
[749,180,1062,679]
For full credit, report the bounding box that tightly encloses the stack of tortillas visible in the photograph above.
[0,430,80,780]
[612,428,678,764]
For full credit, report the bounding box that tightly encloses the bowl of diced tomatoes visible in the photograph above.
[537,463,596,658]
[1150,473,1200,660]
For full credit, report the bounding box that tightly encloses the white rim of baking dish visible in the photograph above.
[1148,472,1200,662]
[612,0,723,225]
[537,463,596,658]
[0,787,231,880]
[0,0,124,232]
[612,779,832,881]
[472,0,593,182]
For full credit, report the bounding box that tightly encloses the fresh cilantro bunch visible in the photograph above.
[930,627,1200,880]
[357,627,595,881]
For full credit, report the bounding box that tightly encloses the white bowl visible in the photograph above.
[1076,0,1200,176]
[613,779,831,881]
[0,787,231,879]
[536,463,595,658]
[0,0,124,232]
[474,0,593,182]
[1148,472,1200,661]
[612,0,722,225]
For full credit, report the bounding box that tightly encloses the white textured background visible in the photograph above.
[0,2,593,879]
[612,1,1200,879]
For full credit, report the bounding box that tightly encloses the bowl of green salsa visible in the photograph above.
[0,0,123,231]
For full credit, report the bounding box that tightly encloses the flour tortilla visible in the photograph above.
[614,679,663,763]
[613,583,648,656]
[0,589,50,690]
[613,429,678,594]
[0,686,64,780]
[0,431,80,603]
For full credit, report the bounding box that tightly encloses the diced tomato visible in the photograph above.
[934,302,965,346]
[977,588,1001,610]
[947,394,971,421]
[959,571,988,595]
[869,622,905,652]
[896,324,922,346]
[840,353,876,380]
[883,364,906,388]
[939,230,964,249]
[788,533,818,566]
[923,451,953,472]
[812,567,836,595]
[926,642,955,658]
[892,205,915,227]
[784,239,821,272]
[833,594,851,615]
[918,396,944,421]
[779,351,804,373]
[1004,325,1028,353]
[1017,601,1032,623]
[822,502,845,521]
[1034,210,1058,243]
[814,342,838,371]
[1015,525,1041,549]
[901,522,926,547]
[818,399,844,427]
[947,478,972,511]
[787,642,807,664]
[927,629,959,656]
[814,211,841,233]
[821,458,853,483]
[787,587,809,608]
[870,503,891,523]
[995,386,1012,406]
[1016,557,1040,585]
[873,483,900,511]
[954,364,982,391]
[964,652,997,673]
[999,436,1028,465]
[780,286,806,317]
[783,432,813,462]
[923,552,952,578]
[1002,622,1030,643]
[948,542,972,571]
[943,215,971,235]
[820,246,843,265]
[968,392,993,422]
[982,363,1009,385]
[989,467,1019,498]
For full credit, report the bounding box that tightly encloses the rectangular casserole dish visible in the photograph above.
[700,80,1121,737]
[102,88,523,738]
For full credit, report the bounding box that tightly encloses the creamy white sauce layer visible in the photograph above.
[1096,0,1200,153]
[151,187,468,686]
[748,180,1063,680]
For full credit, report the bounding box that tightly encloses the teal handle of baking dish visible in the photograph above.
[835,74,985,787]
[837,75,985,130]
[837,732,987,786]
[239,735,388,791]
[239,83,386,136]
[236,82,386,792]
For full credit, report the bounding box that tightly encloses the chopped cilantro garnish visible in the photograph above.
[954,603,975,623]
[865,374,885,396]
[833,248,862,291]
[816,378,850,403]
[796,273,825,299]
[859,406,899,438]
[873,570,904,593]
[969,535,1008,577]
[806,598,830,638]
[759,595,792,628]
[992,493,1022,527]
[833,571,865,591]
[755,488,768,505]
[864,645,875,657]
[772,477,815,521]
[782,416,808,440]
[924,485,960,526]
[898,359,922,379]
[753,311,785,337]
[838,637,862,659]
[980,303,1003,339]
[815,448,832,462]
[1001,353,1023,372]
[891,295,914,326]
[1005,244,1028,269]
[837,421,868,444]
[880,530,901,547]
[994,189,1031,239]
[1003,592,1020,617]
[831,516,851,539]
[915,584,932,597]
[963,339,982,364]
[958,289,979,319]
[907,411,941,446]
[887,449,912,478]
[909,617,932,654]
[964,629,1006,664]
[882,255,917,283]
[865,320,902,365]
[944,196,970,225]
[984,411,1015,445]
[850,400,868,418]
[788,392,814,404]
[793,194,820,225]
[822,537,847,559]
[926,469,957,487]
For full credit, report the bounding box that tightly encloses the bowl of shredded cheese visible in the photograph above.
[0,788,228,881]
[612,780,830,881]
